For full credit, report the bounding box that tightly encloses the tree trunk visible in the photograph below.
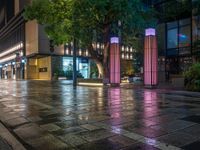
[102,25,110,85]
[91,59,104,78]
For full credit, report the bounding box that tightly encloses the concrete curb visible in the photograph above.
[0,123,26,150]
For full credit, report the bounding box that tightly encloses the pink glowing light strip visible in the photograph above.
[144,33,158,86]
[110,40,120,84]
[145,28,156,36]
[111,37,119,44]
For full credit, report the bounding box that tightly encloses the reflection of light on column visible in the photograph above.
[144,28,158,87]
[108,88,121,117]
[143,90,159,121]
[110,37,120,85]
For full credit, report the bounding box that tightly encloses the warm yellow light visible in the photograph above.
[78,82,103,86]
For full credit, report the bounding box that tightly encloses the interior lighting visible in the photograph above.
[0,42,23,58]
[0,55,16,64]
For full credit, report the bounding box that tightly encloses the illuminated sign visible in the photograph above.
[39,67,48,72]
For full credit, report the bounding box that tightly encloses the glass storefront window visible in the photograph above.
[167,18,191,51]
[167,21,178,29]
[167,28,178,49]
[179,25,191,47]
[179,18,190,26]
[157,23,165,55]
[63,57,90,79]
[192,16,200,51]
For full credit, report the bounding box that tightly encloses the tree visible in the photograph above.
[24,0,156,83]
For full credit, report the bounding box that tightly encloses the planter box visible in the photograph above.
[171,75,184,88]
[77,78,103,83]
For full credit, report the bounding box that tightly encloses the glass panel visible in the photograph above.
[179,47,191,55]
[167,28,178,49]
[192,16,200,51]
[167,21,178,29]
[167,49,178,56]
[179,18,190,26]
[157,23,165,55]
[179,25,191,47]
[179,57,192,73]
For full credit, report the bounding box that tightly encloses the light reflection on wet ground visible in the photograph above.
[0,80,200,150]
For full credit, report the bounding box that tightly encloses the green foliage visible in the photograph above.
[184,63,200,91]
[24,0,156,79]
[90,61,99,78]
[66,70,84,79]
[24,0,156,47]
[24,0,74,45]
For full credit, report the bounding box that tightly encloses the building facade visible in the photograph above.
[0,0,136,80]
[153,0,200,80]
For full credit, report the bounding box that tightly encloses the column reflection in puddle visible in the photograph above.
[108,88,122,134]
[143,90,160,146]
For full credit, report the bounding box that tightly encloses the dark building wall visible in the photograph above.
[6,0,15,22]
[0,0,15,26]
[19,0,31,11]
[0,0,5,29]
[0,24,25,52]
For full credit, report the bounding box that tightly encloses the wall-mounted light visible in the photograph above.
[22,59,25,63]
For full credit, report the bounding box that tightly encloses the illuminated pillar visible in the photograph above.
[144,28,158,87]
[110,37,120,86]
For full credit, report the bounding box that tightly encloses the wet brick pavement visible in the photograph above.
[0,80,200,150]
[0,137,12,150]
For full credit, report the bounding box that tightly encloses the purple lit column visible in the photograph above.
[144,28,158,87]
[110,37,120,85]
